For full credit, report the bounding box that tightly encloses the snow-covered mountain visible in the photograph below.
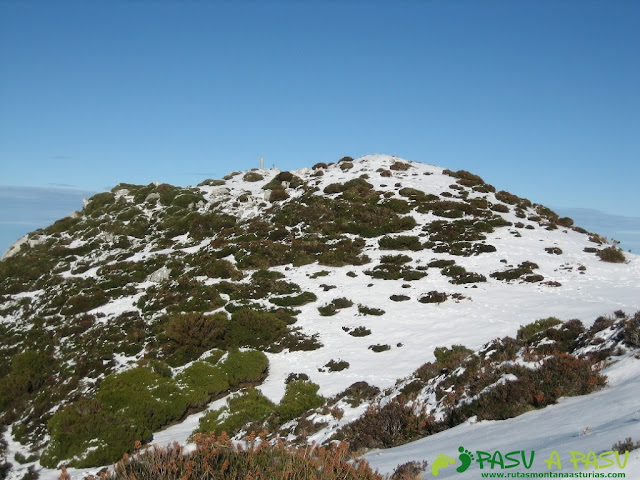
[1,154,638,479]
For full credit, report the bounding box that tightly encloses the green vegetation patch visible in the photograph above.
[42,366,188,468]
[243,171,264,182]
[175,361,229,408]
[220,350,269,387]
[159,312,229,367]
[597,246,626,263]
[324,359,350,372]
[357,305,385,316]
[269,291,318,307]
[42,348,270,468]
[378,235,423,251]
[440,264,487,284]
[277,379,325,424]
[225,309,290,351]
[364,261,427,281]
[344,326,372,337]
[318,298,354,316]
[197,388,276,437]
[490,261,540,282]
[138,278,226,314]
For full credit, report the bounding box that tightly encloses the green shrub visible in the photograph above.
[461,354,605,422]
[433,345,473,368]
[368,344,391,352]
[428,259,456,268]
[243,171,264,182]
[418,291,448,304]
[378,235,423,251]
[490,261,539,282]
[96,367,187,426]
[495,190,522,205]
[277,379,325,424]
[43,366,189,468]
[61,288,109,315]
[336,398,438,450]
[345,326,372,337]
[357,305,385,316]
[443,169,487,187]
[225,309,289,351]
[160,312,229,367]
[220,350,269,387]
[175,361,229,407]
[41,398,128,468]
[190,257,243,280]
[332,297,354,309]
[339,162,354,171]
[318,298,353,316]
[0,350,56,412]
[269,291,317,307]
[172,192,204,208]
[83,192,115,216]
[325,359,350,372]
[197,388,275,436]
[382,198,411,213]
[139,279,226,314]
[337,382,381,407]
[622,313,640,348]
[198,179,226,186]
[491,203,510,213]
[597,246,626,263]
[270,189,290,202]
[390,295,410,302]
[380,254,412,264]
[390,161,410,171]
[364,263,427,281]
[14,451,38,464]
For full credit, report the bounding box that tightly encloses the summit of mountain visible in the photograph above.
[1,154,638,478]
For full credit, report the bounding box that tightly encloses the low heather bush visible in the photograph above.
[107,434,384,480]
[597,246,626,263]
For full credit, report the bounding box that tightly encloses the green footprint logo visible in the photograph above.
[457,446,474,473]
[431,453,456,476]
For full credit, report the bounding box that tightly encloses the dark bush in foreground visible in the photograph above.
[336,398,439,451]
[106,434,384,480]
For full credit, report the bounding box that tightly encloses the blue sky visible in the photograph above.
[1,1,639,253]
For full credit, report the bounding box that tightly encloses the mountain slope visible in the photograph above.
[1,154,638,479]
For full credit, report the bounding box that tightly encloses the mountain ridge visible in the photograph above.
[1,154,639,479]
